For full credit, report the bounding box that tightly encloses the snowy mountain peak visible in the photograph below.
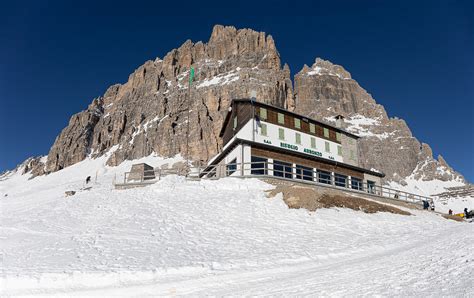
[302,57,352,80]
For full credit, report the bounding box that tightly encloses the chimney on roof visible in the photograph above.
[335,115,345,128]
[250,90,257,102]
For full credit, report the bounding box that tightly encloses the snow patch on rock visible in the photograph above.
[196,69,240,89]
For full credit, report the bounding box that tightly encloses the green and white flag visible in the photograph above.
[189,67,195,86]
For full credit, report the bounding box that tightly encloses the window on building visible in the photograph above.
[273,160,292,178]
[260,123,267,136]
[351,177,363,190]
[336,132,341,142]
[226,158,237,176]
[335,173,347,187]
[311,137,316,149]
[278,128,285,140]
[295,133,301,144]
[337,146,343,156]
[278,113,285,124]
[318,170,331,184]
[294,118,301,129]
[350,150,355,160]
[323,127,329,138]
[251,156,267,175]
[296,165,313,181]
[260,108,267,120]
[310,123,316,134]
[233,116,237,130]
[325,141,330,153]
[348,138,354,145]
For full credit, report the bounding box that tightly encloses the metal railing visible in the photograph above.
[117,167,189,185]
[198,161,433,205]
[114,161,433,206]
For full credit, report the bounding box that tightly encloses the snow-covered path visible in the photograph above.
[69,224,473,296]
[1,155,473,296]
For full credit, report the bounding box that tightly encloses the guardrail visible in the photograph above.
[116,168,189,185]
[114,161,433,206]
[199,161,433,205]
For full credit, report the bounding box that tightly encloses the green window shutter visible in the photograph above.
[350,150,355,160]
[337,146,343,156]
[278,128,285,140]
[260,108,267,120]
[261,123,267,136]
[310,123,316,134]
[295,133,301,144]
[278,113,285,124]
[233,116,237,129]
[325,141,330,153]
[348,138,353,145]
[294,118,301,129]
[324,128,329,138]
[336,132,341,142]
[311,137,316,148]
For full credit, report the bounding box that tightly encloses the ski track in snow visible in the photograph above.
[0,155,473,296]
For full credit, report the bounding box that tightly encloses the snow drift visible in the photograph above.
[0,154,473,296]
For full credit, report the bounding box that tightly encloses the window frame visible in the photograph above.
[323,127,329,138]
[260,108,267,120]
[294,118,301,129]
[278,128,285,140]
[260,123,267,136]
[278,113,285,124]
[325,141,330,153]
[251,156,268,175]
[318,170,331,184]
[351,177,363,190]
[295,164,313,181]
[273,160,293,179]
[295,132,301,144]
[335,173,348,188]
[226,158,237,176]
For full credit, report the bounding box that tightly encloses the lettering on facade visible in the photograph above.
[264,139,272,144]
[280,142,298,151]
[303,148,322,157]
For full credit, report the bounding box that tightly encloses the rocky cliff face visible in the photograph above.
[294,58,465,185]
[41,25,294,173]
[21,25,466,187]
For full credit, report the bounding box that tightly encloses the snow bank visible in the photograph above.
[1,155,473,295]
[387,177,473,214]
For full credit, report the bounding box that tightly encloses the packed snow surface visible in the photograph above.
[0,154,473,296]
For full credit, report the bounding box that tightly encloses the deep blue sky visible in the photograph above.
[1,0,473,181]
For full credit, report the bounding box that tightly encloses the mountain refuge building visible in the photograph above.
[203,99,384,193]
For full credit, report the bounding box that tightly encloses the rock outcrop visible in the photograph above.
[21,25,466,187]
[41,25,294,173]
[294,58,465,184]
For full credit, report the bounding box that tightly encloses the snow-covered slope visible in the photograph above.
[1,155,473,296]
